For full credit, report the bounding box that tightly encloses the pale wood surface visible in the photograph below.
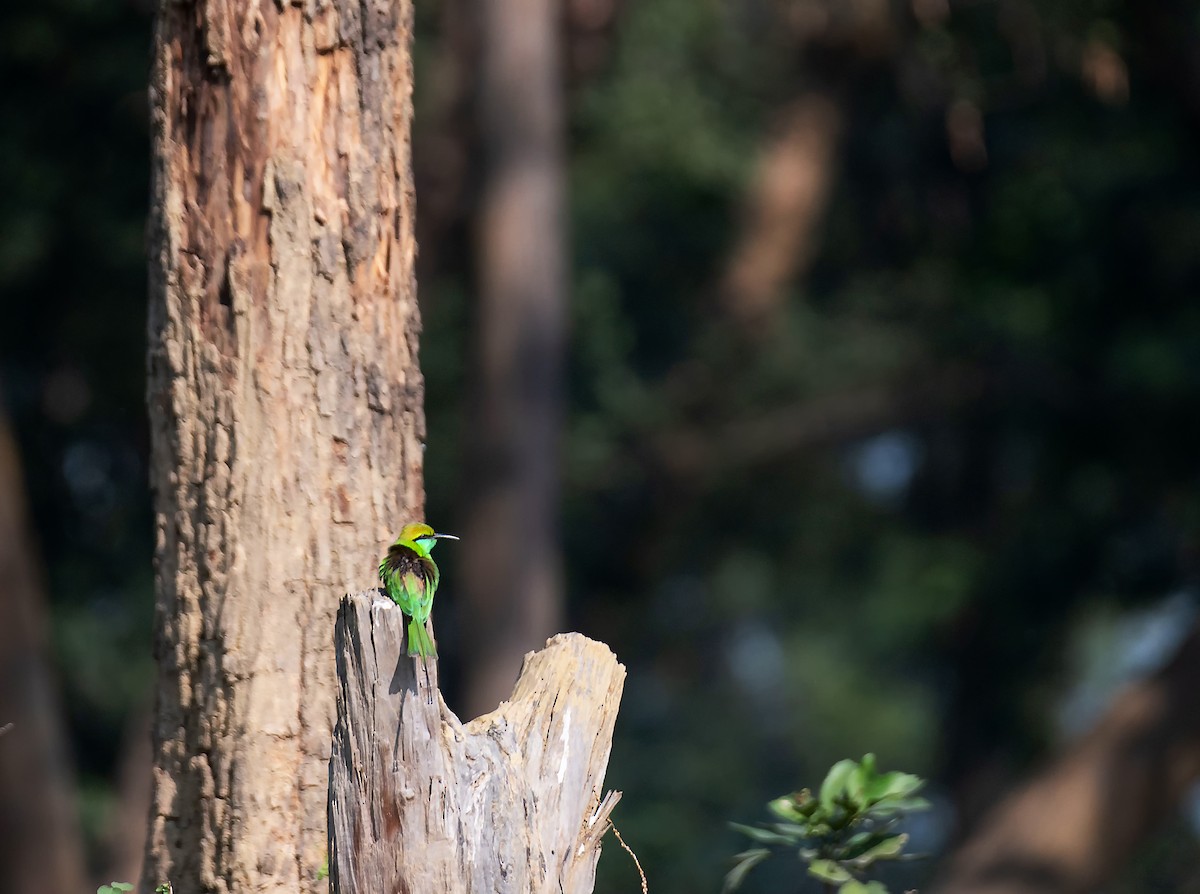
[329,590,625,894]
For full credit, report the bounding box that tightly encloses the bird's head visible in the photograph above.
[395,522,459,557]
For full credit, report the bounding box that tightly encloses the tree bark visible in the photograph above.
[933,623,1200,894]
[460,0,567,718]
[144,1,424,891]
[329,590,624,894]
[0,409,87,894]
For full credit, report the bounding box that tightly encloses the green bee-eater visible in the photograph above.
[378,522,458,659]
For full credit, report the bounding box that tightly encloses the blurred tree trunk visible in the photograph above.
[412,0,475,283]
[718,94,841,331]
[933,623,1200,894]
[144,2,424,892]
[460,0,566,718]
[715,0,898,334]
[101,707,153,889]
[0,410,87,894]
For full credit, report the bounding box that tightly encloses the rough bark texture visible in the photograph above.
[460,0,567,719]
[933,624,1200,894]
[329,590,625,894]
[0,411,87,894]
[144,1,423,892]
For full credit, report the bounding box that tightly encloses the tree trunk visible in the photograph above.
[328,591,624,894]
[101,707,154,890]
[144,1,424,891]
[933,623,1200,894]
[0,409,87,894]
[718,94,841,331]
[459,0,567,719]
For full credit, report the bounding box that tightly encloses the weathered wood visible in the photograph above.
[329,590,625,894]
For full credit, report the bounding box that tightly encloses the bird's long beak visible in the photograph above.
[433,533,460,541]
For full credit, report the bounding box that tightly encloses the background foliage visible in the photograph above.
[4,0,1200,891]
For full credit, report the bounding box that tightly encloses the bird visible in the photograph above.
[378,522,459,659]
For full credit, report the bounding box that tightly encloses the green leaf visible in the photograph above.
[846,754,875,804]
[849,833,908,867]
[723,848,771,892]
[769,790,817,822]
[843,829,890,858]
[826,805,854,830]
[98,885,134,894]
[769,821,810,839]
[808,859,853,884]
[154,885,173,894]
[869,795,932,816]
[863,770,924,805]
[820,759,860,810]
[729,822,801,845]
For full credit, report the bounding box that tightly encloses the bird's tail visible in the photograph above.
[406,617,437,659]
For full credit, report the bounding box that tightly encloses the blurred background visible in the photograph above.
[4,0,1200,891]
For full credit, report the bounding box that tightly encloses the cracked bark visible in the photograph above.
[144,1,423,892]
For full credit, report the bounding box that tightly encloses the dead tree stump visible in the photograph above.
[329,590,626,893]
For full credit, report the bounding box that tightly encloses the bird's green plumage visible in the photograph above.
[378,523,457,659]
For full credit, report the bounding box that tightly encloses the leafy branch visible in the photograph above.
[725,754,930,894]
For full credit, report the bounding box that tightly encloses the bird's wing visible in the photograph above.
[404,556,439,615]
[421,554,440,596]
[380,546,438,617]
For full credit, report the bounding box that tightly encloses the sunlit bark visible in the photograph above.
[144,2,424,891]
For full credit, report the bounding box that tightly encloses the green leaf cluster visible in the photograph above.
[726,755,929,893]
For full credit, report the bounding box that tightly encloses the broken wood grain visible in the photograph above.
[329,590,626,894]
